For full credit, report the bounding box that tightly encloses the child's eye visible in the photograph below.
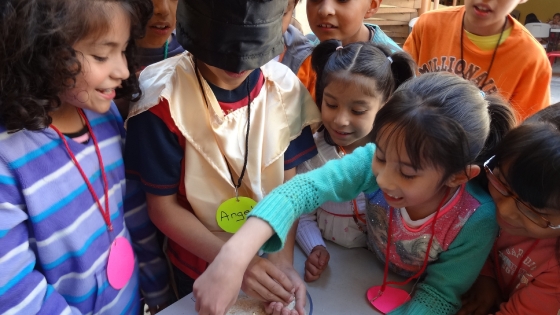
[401,173,416,180]
[92,55,108,62]
[325,103,337,109]
[375,155,385,163]
[352,110,367,115]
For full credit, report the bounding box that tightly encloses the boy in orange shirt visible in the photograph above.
[404,0,551,120]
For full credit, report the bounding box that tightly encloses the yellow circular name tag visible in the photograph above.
[216,197,257,233]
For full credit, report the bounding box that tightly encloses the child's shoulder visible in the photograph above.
[464,181,492,204]
[283,24,314,51]
[261,58,301,86]
[463,181,496,219]
[506,19,550,58]
[415,6,463,30]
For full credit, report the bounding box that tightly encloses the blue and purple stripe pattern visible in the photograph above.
[0,105,169,314]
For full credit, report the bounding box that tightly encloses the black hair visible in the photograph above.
[496,102,560,263]
[370,72,516,184]
[0,0,152,131]
[496,102,560,210]
[311,39,416,146]
[554,13,560,18]
[525,13,540,24]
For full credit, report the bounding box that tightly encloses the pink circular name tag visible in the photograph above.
[107,236,135,289]
[367,285,411,314]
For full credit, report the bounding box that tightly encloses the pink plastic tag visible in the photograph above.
[367,285,411,314]
[107,236,135,289]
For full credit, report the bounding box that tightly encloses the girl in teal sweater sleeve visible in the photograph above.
[193,72,517,315]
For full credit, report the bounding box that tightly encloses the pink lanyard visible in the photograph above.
[378,188,450,294]
[493,238,539,298]
[51,109,112,231]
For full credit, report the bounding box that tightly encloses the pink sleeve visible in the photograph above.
[495,263,560,315]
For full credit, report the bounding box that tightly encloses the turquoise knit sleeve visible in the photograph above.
[249,143,379,253]
[389,182,499,315]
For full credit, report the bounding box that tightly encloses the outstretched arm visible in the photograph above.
[193,144,379,315]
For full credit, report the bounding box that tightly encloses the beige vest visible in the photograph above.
[129,52,321,241]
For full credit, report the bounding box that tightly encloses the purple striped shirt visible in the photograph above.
[0,104,169,314]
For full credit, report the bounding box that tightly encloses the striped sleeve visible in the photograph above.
[123,179,171,307]
[0,159,76,315]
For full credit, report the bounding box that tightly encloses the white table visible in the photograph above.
[160,242,412,315]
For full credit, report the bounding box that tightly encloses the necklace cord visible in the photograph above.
[494,238,540,299]
[163,40,169,60]
[460,13,507,89]
[225,78,251,199]
[380,188,451,292]
[51,110,112,231]
[193,57,251,199]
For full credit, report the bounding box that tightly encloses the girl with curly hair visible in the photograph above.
[0,0,170,314]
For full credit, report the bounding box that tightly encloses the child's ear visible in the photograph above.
[445,165,481,187]
[364,0,381,18]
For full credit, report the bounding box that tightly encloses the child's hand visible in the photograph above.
[457,275,503,315]
[276,264,306,315]
[265,301,299,315]
[304,246,330,282]
[242,256,296,304]
[194,253,244,315]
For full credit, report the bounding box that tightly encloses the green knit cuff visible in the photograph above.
[248,193,298,253]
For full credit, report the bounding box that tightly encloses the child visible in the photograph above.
[0,0,170,314]
[459,102,560,315]
[296,40,415,282]
[549,13,560,28]
[404,0,551,120]
[299,0,402,99]
[116,0,184,119]
[136,0,184,69]
[278,0,314,73]
[124,0,321,313]
[193,72,518,315]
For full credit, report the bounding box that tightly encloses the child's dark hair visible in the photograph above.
[496,102,560,262]
[496,102,560,210]
[554,13,560,18]
[312,39,416,146]
[0,0,152,131]
[371,72,516,184]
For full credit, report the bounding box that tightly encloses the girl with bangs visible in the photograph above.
[194,72,517,315]
[0,0,170,314]
[460,103,560,315]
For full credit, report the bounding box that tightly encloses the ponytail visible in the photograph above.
[311,40,416,110]
[386,49,416,92]
[476,94,517,166]
[311,39,341,110]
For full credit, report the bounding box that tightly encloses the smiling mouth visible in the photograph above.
[383,192,403,201]
[97,88,115,94]
[473,5,492,13]
[318,24,337,28]
[150,24,171,31]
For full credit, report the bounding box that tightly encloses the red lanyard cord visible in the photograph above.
[493,238,539,297]
[339,146,367,225]
[51,109,112,231]
[380,188,451,292]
